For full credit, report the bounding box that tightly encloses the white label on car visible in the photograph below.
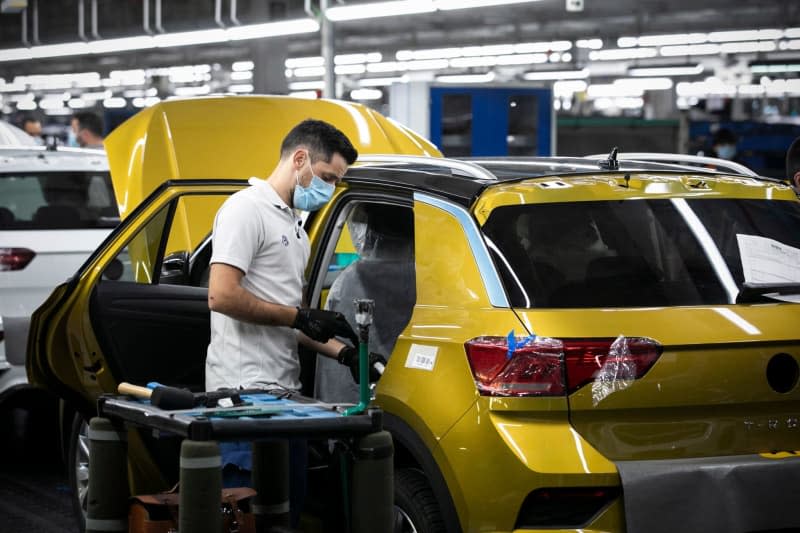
[405,344,438,371]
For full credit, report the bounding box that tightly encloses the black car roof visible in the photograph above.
[345,155,776,207]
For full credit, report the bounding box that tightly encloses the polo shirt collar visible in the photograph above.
[248,177,291,212]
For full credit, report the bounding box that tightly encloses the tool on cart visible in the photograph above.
[344,298,376,416]
[117,382,255,410]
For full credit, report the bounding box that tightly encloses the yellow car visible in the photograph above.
[28,96,800,533]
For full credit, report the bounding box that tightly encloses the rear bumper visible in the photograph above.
[617,453,800,533]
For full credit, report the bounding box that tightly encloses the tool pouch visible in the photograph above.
[128,486,257,533]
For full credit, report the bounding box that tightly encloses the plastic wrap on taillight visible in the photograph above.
[464,336,565,397]
[0,247,36,271]
[563,337,662,394]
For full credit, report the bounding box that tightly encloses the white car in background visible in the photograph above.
[0,146,118,403]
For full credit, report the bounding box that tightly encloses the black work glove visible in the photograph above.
[293,307,358,345]
[337,346,387,384]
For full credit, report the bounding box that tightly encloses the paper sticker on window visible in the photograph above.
[737,234,800,283]
[405,344,438,371]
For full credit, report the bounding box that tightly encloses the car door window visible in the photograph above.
[101,194,226,285]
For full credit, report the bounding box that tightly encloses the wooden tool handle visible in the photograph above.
[118,382,154,399]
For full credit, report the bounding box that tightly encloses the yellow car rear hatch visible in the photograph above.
[104,95,440,220]
[471,171,800,461]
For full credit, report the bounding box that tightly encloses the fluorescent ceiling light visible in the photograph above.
[750,63,800,74]
[335,52,382,64]
[619,33,707,48]
[289,91,319,99]
[587,83,643,98]
[720,41,776,54]
[230,70,253,80]
[786,28,800,39]
[396,47,462,61]
[708,29,782,42]
[576,39,603,49]
[660,44,721,56]
[103,97,127,108]
[779,39,800,50]
[436,72,496,83]
[629,64,704,76]
[174,85,211,96]
[325,1,435,21]
[436,0,542,9]
[614,77,673,91]
[335,64,367,75]
[523,68,588,80]
[286,56,324,68]
[232,61,254,71]
[589,48,657,61]
[228,84,254,93]
[514,40,572,53]
[552,80,587,96]
[0,18,318,63]
[350,88,383,100]
[358,76,408,86]
[293,66,326,77]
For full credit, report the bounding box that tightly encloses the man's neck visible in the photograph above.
[265,163,296,208]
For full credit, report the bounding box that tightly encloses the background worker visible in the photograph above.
[205,119,384,524]
[21,115,44,144]
[70,111,104,148]
[786,137,800,196]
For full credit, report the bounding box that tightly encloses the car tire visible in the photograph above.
[67,413,89,532]
[394,468,446,533]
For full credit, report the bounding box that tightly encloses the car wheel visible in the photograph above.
[67,413,89,532]
[394,468,446,533]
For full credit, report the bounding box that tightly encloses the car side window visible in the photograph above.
[101,194,226,285]
[321,201,417,357]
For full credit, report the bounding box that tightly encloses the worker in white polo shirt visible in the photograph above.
[205,119,384,526]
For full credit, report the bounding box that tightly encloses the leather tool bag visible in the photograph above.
[128,486,257,533]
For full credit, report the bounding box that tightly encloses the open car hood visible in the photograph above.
[104,95,441,219]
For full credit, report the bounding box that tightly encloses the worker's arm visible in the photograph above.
[207,262,297,326]
[299,334,346,359]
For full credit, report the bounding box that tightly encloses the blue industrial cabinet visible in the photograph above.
[430,86,553,157]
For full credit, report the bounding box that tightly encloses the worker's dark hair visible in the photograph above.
[72,111,103,137]
[21,114,40,127]
[280,119,358,165]
[786,137,800,181]
[712,127,737,146]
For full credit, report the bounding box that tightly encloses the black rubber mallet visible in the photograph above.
[118,382,195,410]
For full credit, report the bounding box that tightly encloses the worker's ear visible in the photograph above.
[291,148,309,170]
[793,171,800,191]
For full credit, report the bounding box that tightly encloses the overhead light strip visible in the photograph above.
[0,18,319,63]
[324,0,543,21]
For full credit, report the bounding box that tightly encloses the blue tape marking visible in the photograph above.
[506,329,538,359]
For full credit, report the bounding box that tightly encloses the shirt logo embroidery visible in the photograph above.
[281,235,289,247]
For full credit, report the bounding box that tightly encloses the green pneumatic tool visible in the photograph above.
[344,298,383,416]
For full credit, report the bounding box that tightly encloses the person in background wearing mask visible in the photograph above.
[710,127,740,162]
[70,111,104,148]
[205,119,380,526]
[786,136,800,196]
[21,115,44,145]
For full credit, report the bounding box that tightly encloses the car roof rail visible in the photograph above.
[585,152,758,178]
[356,154,498,181]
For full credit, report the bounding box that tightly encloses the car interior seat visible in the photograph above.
[33,205,82,228]
[0,206,15,227]
[314,204,416,403]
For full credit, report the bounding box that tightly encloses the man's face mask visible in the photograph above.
[716,144,737,160]
[67,129,80,147]
[292,156,335,211]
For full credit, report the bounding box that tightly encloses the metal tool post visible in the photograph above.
[344,299,374,416]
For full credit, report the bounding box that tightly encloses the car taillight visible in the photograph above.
[464,336,566,396]
[464,336,661,397]
[0,247,36,271]
[563,337,662,393]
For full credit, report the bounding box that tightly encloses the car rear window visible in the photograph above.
[483,198,800,308]
[0,171,119,230]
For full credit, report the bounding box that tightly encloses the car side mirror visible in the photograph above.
[103,258,124,281]
[161,251,190,285]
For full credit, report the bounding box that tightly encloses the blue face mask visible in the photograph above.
[293,171,335,211]
[67,129,79,147]
[716,144,737,160]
